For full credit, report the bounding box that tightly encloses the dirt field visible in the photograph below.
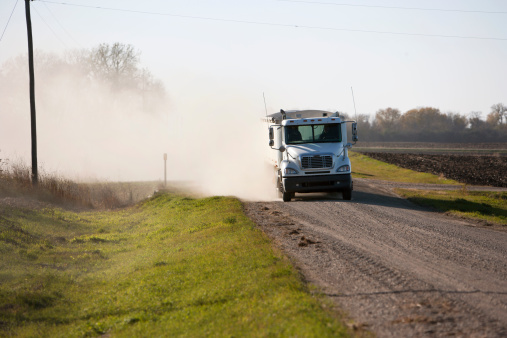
[359,152,507,187]
[357,142,507,150]
[354,142,507,156]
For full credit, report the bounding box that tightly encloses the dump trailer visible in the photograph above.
[265,109,358,202]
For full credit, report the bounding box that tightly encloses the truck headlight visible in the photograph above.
[337,165,350,172]
[284,168,298,175]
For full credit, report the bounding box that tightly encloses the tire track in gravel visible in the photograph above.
[245,179,507,337]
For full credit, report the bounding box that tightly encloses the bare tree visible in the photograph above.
[88,42,140,88]
[356,114,371,131]
[487,103,507,126]
[374,107,400,132]
[0,43,167,116]
[84,42,166,112]
[468,111,486,130]
[446,112,468,132]
[137,67,166,112]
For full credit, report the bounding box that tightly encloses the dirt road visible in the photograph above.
[245,179,507,337]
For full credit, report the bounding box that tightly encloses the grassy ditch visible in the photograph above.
[395,189,507,226]
[350,152,458,185]
[0,193,348,337]
[0,161,160,209]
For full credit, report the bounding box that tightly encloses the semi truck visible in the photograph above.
[265,109,358,202]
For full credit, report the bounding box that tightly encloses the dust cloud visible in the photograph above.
[0,53,276,201]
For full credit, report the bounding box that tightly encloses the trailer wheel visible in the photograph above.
[343,188,352,200]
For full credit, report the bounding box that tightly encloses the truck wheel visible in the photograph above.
[277,174,284,199]
[343,188,352,200]
[282,191,292,202]
[276,187,282,199]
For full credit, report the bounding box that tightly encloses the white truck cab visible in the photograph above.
[266,109,358,202]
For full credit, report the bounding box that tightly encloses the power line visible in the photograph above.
[32,5,68,48]
[277,0,507,15]
[0,0,19,42]
[41,1,82,47]
[37,0,507,41]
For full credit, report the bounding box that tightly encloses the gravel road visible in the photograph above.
[245,179,507,337]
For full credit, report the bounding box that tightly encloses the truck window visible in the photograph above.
[285,124,341,144]
[315,124,341,142]
[299,126,313,142]
[285,126,303,143]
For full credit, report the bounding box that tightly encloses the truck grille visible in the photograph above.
[301,155,333,169]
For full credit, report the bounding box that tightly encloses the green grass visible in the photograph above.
[350,152,459,185]
[395,189,507,226]
[0,193,348,337]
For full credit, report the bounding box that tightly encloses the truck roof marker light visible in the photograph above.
[331,119,335,121]
[318,119,322,121]
[311,119,315,122]
[290,121,294,123]
[303,120,307,122]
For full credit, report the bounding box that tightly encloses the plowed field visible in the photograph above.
[360,153,507,187]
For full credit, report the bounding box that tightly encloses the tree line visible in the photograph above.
[0,42,167,115]
[0,43,169,169]
[350,104,507,142]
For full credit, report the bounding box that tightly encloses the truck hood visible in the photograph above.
[286,143,343,158]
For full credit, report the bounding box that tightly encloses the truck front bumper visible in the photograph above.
[282,174,352,193]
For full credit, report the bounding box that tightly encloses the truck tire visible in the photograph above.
[343,188,352,200]
[278,172,294,202]
[276,187,283,199]
[277,174,283,199]
[282,191,292,202]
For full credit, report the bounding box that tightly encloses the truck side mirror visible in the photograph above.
[268,126,274,140]
[352,122,358,142]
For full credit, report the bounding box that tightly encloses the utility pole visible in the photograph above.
[25,0,38,186]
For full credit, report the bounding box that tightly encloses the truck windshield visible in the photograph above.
[285,124,341,144]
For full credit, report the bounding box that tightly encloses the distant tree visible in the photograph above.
[356,114,371,131]
[468,111,486,130]
[338,112,350,120]
[88,42,140,88]
[400,107,448,133]
[374,107,400,132]
[333,104,506,142]
[446,112,468,132]
[0,43,167,115]
[85,43,166,112]
[487,103,507,126]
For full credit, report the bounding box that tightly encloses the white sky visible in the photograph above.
[0,1,506,186]
[1,0,506,117]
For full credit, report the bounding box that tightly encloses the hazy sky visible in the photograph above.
[1,0,506,116]
[0,1,506,188]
